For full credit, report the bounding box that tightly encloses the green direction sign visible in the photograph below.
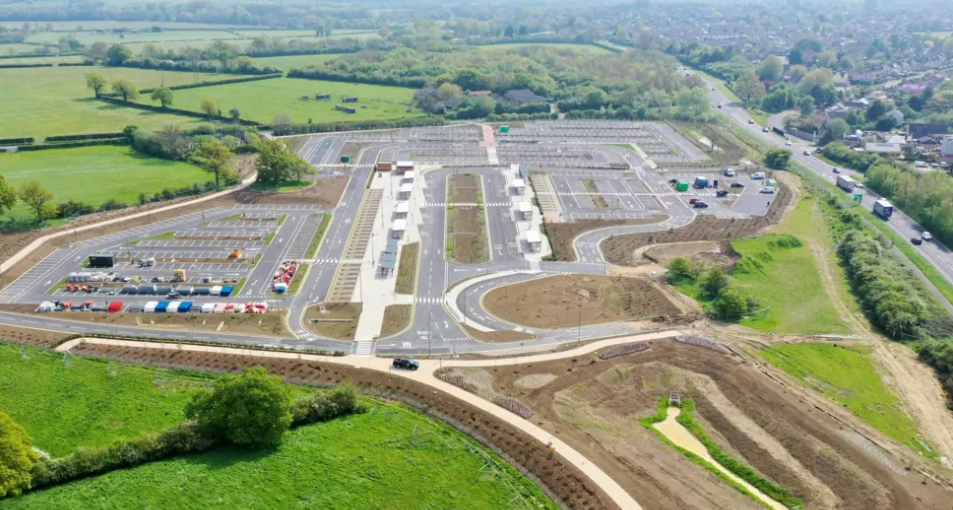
[853,193,863,203]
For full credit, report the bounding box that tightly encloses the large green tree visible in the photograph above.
[733,70,766,107]
[191,139,234,187]
[764,148,792,169]
[0,174,18,220]
[150,87,173,109]
[185,366,293,447]
[18,181,55,221]
[105,44,133,65]
[757,55,784,82]
[111,79,139,103]
[84,72,108,98]
[200,98,220,120]
[0,410,38,498]
[255,138,314,185]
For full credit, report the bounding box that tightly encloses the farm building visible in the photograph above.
[316,94,331,100]
[342,96,359,103]
[335,104,356,114]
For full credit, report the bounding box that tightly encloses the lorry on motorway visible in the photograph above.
[837,175,859,192]
[772,127,785,137]
[873,199,894,219]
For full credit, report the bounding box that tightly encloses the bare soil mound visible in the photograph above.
[483,274,682,329]
[483,338,952,510]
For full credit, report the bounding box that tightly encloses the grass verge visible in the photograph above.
[230,277,247,296]
[277,213,288,227]
[265,231,276,245]
[286,262,310,295]
[380,304,412,337]
[395,242,419,295]
[305,303,361,340]
[303,214,331,259]
[250,180,312,193]
[145,230,176,241]
[753,343,934,458]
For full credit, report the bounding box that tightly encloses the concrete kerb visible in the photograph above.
[0,173,258,276]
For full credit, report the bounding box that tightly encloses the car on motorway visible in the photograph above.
[717,103,723,109]
[832,167,841,174]
[912,237,923,245]
[748,119,755,124]
[785,140,793,146]
[856,183,864,189]
[803,150,811,156]
[922,231,933,241]
[762,126,770,132]
[710,86,716,91]
[392,358,419,370]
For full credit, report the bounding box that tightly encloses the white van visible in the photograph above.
[751,172,766,180]
[724,167,735,177]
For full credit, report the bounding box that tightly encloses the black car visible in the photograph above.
[392,358,420,370]
[693,201,709,209]
[912,237,923,246]
[730,182,745,188]
[716,189,729,197]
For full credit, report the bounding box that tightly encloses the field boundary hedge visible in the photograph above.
[287,68,429,89]
[0,52,60,60]
[14,138,127,152]
[272,116,445,135]
[0,63,53,69]
[136,73,283,95]
[0,137,34,145]
[44,132,123,142]
[95,96,263,126]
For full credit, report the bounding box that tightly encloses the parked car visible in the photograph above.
[922,231,933,241]
[716,189,729,197]
[759,187,776,194]
[693,201,709,208]
[832,167,841,174]
[166,292,181,299]
[912,237,923,245]
[730,182,745,188]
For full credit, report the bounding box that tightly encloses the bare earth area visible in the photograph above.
[457,338,953,510]
[483,274,683,329]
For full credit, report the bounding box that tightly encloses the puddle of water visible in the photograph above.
[653,406,788,510]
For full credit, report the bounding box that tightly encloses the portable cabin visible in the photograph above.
[394,201,409,219]
[517,201,533,220]
[526,230,542,252]
[392,219,407,239]
[122,284,138,294]
[213,303,227,314]
[177,301,192,313]
[401,170,415,183]
[201,303,216,314]
[376,162,394,172]
[512,178,526,195]
[675,180,689,192]
[193,287,211,296]
[167,301,181,312]
[144,301,159,313]
[210,285,223,296]
[154,301,170,313]
[398,183,413,200]
[155,285,172,295]
[396,161,414,174]
[221,285,233,297]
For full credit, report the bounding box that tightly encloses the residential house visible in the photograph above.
[844,98,870,109]
[909,123,948,140]
[504,89,548,106]
[943,139,953,165]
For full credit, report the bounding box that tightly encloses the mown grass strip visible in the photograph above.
[395,242,419,295]
[303,214,331,259]
[286,263,310,295]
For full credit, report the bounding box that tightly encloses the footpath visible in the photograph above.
[58,330,682,510]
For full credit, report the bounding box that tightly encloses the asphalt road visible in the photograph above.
[698,74,953,298]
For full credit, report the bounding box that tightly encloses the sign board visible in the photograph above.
[853,193,863,203]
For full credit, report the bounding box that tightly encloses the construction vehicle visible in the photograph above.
[172,269,186,283]
[229,249,242,259]
[392,358,420,371]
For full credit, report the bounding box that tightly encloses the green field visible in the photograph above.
[754,343,933,457]
[144,77,422,124]
[0,145,212,221]
[25,29,241,46]
[0,344,204,457]
[234,28,376,39]
[0,21,256,30]
[0,55,87,65]
[6,402,556,510]
[254,53,339,71]
[0,43,48,55]
[0,65,233,138]
[469,42,614,54]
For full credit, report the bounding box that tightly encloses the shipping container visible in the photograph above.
[201,303,216,313]
[107,301,123,313]
[210,285,223,296]
[178,301,192,313]
[154,301,170,313]
[213,303,227,314]
[144,301,159,313]
[221,286,233,297]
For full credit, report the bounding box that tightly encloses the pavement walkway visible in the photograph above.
[58,329,682,510]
